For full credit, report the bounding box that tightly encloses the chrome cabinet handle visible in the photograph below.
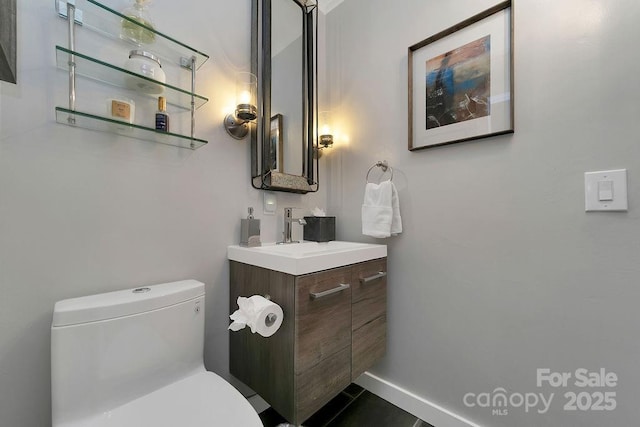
[309,283,350,300]
[359,271,387,284]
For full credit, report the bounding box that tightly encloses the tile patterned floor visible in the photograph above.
[259,384,433,427]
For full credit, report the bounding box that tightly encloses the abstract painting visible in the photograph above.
[425,36,491,130]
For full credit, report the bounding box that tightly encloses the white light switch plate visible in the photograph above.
[585,169,628,211]
[263,191,277,215]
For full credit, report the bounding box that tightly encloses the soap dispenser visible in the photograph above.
[240,207,261,247]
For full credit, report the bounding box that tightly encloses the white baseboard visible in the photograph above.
[355,372,483,427]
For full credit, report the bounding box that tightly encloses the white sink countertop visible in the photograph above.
[227,241,387,275]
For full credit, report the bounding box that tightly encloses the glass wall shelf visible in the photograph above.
[55,107,208,150]
[56,46,208,111]
[56,0,209,69]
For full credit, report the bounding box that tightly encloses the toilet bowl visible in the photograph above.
[51,280,262,427]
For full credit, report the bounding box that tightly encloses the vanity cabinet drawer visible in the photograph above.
[352,314,386,380]
[351,258,387,330]
[296,345,351,422]
[351,258,387,380]
[295,266,352,374]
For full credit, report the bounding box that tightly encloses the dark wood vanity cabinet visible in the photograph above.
[229,258,387,425]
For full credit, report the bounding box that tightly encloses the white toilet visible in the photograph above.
[51,280,263,427]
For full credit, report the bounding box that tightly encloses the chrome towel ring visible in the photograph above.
[365,160,393,183]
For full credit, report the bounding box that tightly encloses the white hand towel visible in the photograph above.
[390,182,403,235]
[362,180,402,238]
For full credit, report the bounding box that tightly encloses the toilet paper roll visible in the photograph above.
[228,295,284,337]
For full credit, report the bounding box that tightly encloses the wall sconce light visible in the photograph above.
[315,111,333,158]
[319,111,334,148]
[224,72,257,139]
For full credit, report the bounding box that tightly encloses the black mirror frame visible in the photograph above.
[251,0,319,194]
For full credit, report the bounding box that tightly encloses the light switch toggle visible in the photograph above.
[598,180,614,201]
[584,169,628,212]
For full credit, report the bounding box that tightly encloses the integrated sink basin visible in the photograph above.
[227,241,387,275]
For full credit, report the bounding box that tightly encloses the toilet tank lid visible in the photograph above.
[52,280,205,327]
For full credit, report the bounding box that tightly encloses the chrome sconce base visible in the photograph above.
[224,113,251,140]
[314,145,327,159]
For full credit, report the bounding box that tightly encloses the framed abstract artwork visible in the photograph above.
[408,1,513,150]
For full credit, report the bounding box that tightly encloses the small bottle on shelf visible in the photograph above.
[155,96,169,132]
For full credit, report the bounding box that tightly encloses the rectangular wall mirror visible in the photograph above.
[251,0,319,194]
[0,0,17,84]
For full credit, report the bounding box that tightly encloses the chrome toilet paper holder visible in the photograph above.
[263,294,278,327]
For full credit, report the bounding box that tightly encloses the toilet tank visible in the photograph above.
[51,280,206,426]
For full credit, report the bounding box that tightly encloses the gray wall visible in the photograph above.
[325,0,640,426]
[0,0,325,425]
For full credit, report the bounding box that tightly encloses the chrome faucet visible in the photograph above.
[280,207,307,244]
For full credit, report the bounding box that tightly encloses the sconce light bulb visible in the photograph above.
[239,90,252,105]
[225,70,258,138]
[319,111,333,148]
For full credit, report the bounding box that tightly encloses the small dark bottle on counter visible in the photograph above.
[155,96,169,131]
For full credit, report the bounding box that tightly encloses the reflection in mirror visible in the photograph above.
[271,0,303,176]
[270,114,284,172]
[251,0,318,194]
